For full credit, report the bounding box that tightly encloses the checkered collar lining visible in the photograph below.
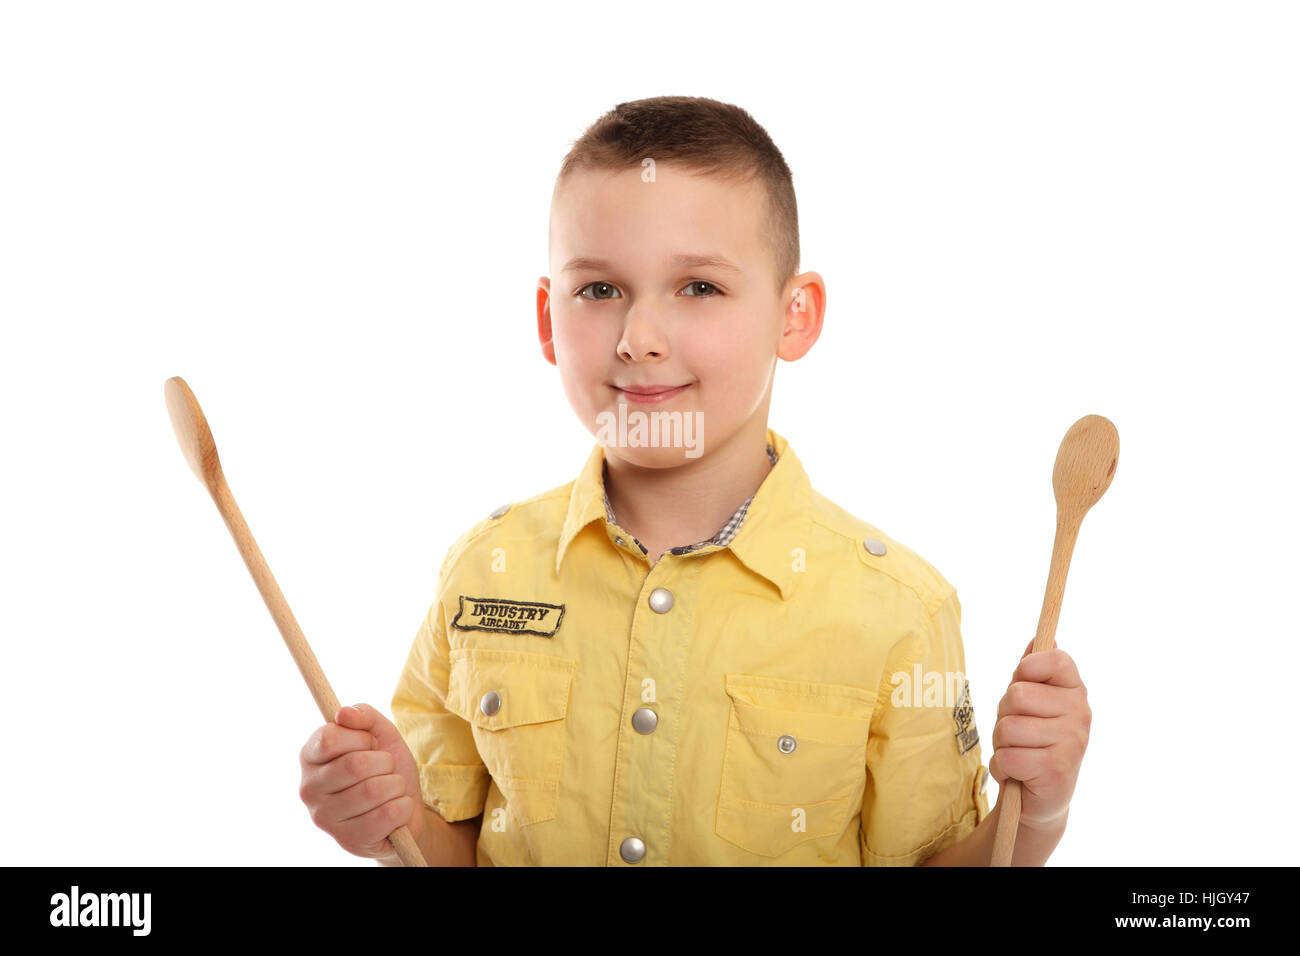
[601,443,779,557]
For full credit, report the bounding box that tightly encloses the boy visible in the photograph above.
[298,96,1090,866]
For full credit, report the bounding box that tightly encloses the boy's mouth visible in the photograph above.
[612,383,693,404]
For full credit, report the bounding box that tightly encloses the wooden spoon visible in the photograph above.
[164,375,428,867]
[989,413,1118,866]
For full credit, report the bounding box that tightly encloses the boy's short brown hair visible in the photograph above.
[555,95,799,293]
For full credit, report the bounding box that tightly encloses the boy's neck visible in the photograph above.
[602,418,774,565]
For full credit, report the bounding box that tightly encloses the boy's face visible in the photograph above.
[539,161,822,466]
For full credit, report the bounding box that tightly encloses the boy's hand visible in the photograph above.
[988,638,1091,831]
[298,702,425,859]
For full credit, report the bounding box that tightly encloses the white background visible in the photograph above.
[2,1,1296,866]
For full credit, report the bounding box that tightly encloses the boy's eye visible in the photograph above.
[576,280,724,300]
[578,281,621,300]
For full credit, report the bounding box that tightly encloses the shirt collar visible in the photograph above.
[600,442,778,557]
[555,426,813,600]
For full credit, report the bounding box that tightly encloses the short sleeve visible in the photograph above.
[391,586,489,823]
[860,589,991,865]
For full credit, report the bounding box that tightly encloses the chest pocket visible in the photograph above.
[715,673,876,858]
[446,647,577,827]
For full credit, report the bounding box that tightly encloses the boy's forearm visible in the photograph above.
[920,800,1067,866]
[378,806,481,867]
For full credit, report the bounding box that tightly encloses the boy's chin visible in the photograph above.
[601,444,706,468]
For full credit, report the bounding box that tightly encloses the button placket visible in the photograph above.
[612,568,687,864]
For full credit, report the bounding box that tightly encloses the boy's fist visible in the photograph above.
[989,639,1091,831]
[298,702,424,859]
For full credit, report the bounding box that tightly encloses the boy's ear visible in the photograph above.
[537,276,557,366]
[776,271,827,362]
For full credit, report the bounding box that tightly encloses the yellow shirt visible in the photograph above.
[392,426,991,865]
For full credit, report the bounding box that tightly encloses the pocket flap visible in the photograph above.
[447,648,576,730]
[723,673,875,746]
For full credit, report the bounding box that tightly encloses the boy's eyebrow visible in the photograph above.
[560,253,743,275]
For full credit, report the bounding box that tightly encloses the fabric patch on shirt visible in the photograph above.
[953,679,979,755]
[451,596,566,637]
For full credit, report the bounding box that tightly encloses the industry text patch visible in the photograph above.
[451,596,565,637]
[953,679,979,755]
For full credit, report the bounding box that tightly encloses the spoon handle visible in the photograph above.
[989,511,1080,866]
[209,474,428,867]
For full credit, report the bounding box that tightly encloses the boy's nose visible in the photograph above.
[617,314,670,362]
[618,338,668,363]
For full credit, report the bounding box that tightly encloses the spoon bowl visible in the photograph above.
[165,376,222,489]
[1054,414,1120,516]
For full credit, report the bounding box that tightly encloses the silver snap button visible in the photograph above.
[863,537,887,556]
[632,708,659,734]
[648,587,674,613]
[777,734,797,754]
[479,690,501,717]
[619,836,646,863]
[489,503,511,519]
